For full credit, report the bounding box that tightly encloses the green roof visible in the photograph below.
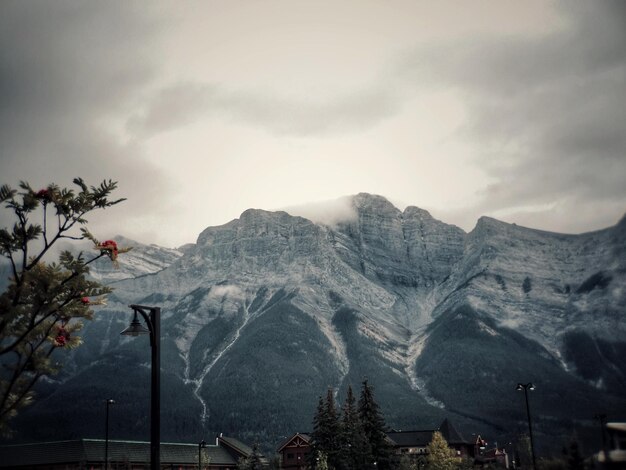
[0,438,240,467]
[386,419,471,448]
[218,435,253,456]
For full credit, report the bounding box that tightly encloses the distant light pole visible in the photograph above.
[516,383,537,470]
[104,398,115,470]
[121,304,161,470]
[198,440,207,470]
[595,413,608,463]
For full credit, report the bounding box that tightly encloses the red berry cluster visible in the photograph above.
[34,189,52,202]
[54,325,71,347]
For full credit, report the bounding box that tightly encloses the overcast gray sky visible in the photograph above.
[1,0,625,247]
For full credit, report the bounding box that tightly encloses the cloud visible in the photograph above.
[128,81,402,138]
[399,0,626,232]
[1,0,623,246]
[209,284,243,300]
[281,195,358,227]
[0,1,175,239]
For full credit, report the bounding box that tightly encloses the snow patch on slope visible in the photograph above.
[403,330,445,408]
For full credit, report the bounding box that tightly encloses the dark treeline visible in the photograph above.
[309,379,393,470]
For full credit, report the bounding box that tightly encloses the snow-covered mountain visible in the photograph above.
[11,194,626,453]
[85,235,185,283]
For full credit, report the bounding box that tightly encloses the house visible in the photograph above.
[0,434,255,470]
[276,419,490,468]
[595,422,626,469]
[276,433,311,470]
[474,446,509,468]
[386,418,475,459]
[384,430,432,457]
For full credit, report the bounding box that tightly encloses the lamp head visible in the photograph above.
[106,399,115,405]
[120,311,150,336]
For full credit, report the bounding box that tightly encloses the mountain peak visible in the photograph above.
[471,215,526,236]
[403,205,433,220]
[352,193,400,214]
[475,215,507,227]
[238,208,312,227]
[239,207,285,220]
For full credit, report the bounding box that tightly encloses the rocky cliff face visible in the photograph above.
[10,194,626,453]
[330,194,464,290]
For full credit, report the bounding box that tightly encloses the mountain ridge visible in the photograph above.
[6,193,626,455]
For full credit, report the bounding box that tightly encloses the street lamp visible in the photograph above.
[104,399,115,470]
[198,440,207,470]
[121,304,161,470]
[516,383,537,470]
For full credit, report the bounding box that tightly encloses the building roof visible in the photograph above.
[386,419,471,448]
[218,435,270,467]
[386,430,434,447]
[277,433,312,452]
[607,422,626,433]
[217,435,254,457]
[0,438,238,468]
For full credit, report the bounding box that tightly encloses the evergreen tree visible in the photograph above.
[358,380,392,470]
[340,385,371,470]
[311,388,341,469]
[237,456,251,470]
[324,388,341,469]
[426,431,457,470]
[310,396,325,467]
[237,444,265,470]
[249,443,264,470]
[0,178,125,434]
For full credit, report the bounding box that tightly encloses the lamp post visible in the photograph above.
[104,399,115,470]
[121,304,161,470]
[198,440,207,470]
[594,413,608,464]
[516,383,537,470]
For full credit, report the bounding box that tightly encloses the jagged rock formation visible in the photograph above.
[9,194,626,453]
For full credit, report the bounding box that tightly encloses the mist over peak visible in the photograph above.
[280,195,359,227]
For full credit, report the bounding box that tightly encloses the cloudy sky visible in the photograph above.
[1,1,625,247]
